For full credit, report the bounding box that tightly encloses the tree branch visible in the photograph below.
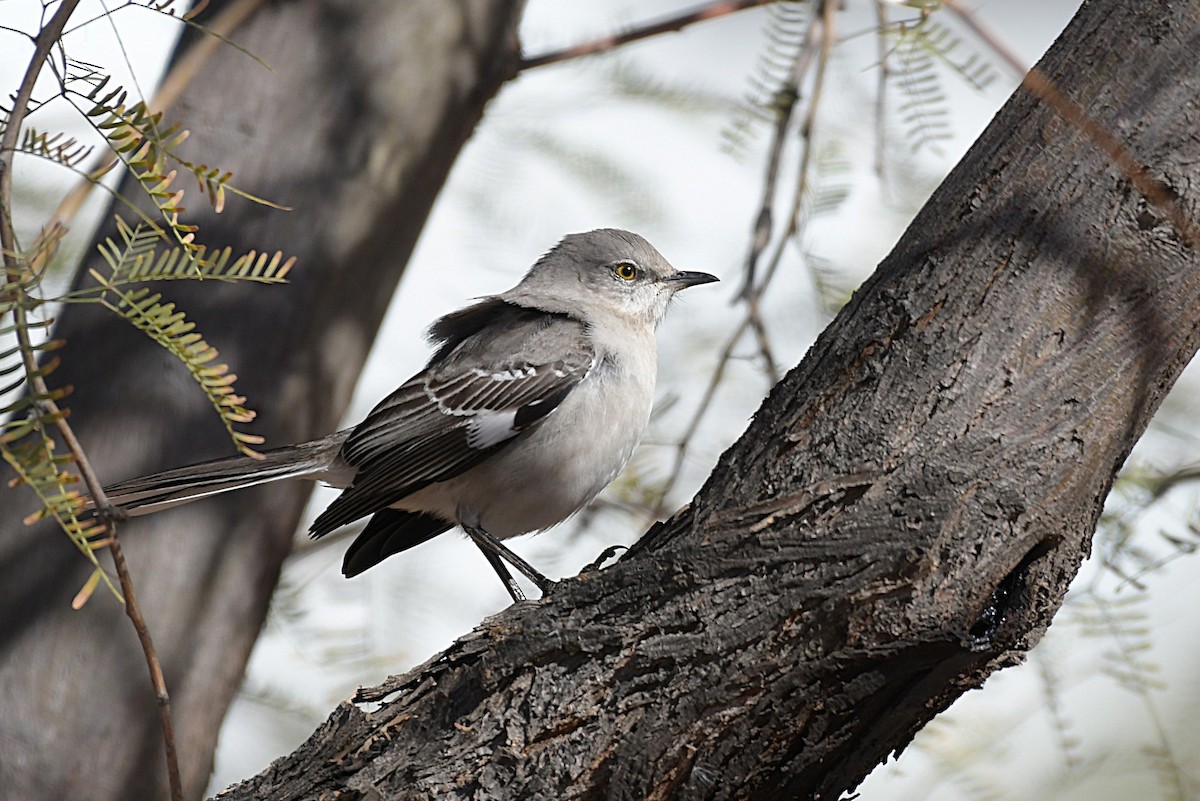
[519,0,777,71]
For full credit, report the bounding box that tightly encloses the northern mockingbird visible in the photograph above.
[100,229,717,601]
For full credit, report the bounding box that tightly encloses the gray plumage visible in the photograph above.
[100,229,718,599]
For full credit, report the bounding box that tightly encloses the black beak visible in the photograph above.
[667,270,720,289]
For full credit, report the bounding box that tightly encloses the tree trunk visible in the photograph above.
[0,2,523,799]
[215,1,1200,799]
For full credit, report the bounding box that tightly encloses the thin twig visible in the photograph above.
[733,5,829,386]
[945,0,1200,252]
[10,167,192,801]
[520,0,777,71]
[873,0,890,178]
[656,190,829,515]
[750,0,836,309]
[8,210,189,801]
[743,290,779,382]
[1,5,184,799]
[107,532,185,801]
[746,0,837,383]
[0,0,82,267]
[654,314,753,516]
[786,0,835,244]
[738,7,821,299]
[657,3,840,512]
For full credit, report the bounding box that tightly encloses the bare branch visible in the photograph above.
[520,0,777,71]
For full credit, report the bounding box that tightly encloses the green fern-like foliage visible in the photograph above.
[887,16,998,154]
[19,126,95,169]
[0,232,119,605]
[2,2,294,606]
[82,79,199,247]
[891,25,953,153]
[66,61,287,248]
[71,73,290,446]
[0,431,119,606]
[0,314,60,413]
[85,214,294,290]
[51,64,295,456]
[51,215,293,457]
[0,231,67,412]
[88,268,266,456]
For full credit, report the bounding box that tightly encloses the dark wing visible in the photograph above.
[309,303,593,538]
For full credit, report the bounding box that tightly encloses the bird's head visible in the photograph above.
[507,229,718,328]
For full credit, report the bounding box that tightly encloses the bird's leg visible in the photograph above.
[478,545,527,603]
[463,524,554,599]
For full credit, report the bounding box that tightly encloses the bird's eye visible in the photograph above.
[614,262,639,281]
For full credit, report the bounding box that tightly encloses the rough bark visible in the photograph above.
[215,2,1200,799]
[0,2,523,799]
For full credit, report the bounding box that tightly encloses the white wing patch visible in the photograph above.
[419,358,588,451]
[466,409,520,450]
[486,366,537,381]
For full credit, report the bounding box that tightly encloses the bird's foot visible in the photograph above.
[581,544,627,574]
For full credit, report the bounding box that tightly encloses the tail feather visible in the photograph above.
[98,431,350,516]
[341,509,453,577]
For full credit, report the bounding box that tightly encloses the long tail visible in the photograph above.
[97,431,351,516]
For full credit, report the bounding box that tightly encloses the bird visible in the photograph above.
[98,229,718,601]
